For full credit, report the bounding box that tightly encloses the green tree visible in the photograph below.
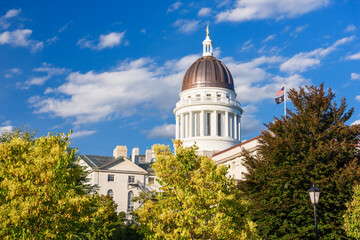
[136,142,257,240]
[344,184,360,239]
[0,129,140,239]
[239,84,360,239]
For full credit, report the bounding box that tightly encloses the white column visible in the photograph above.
[238,115,241,141]
[175,115,179,139]
[180,113,184,139]
[225,111,229,137]
[213,110,218,136]
[189,111,193,137]
[200,110,204,137]
[234,114,238,140]
[185,114,189,138]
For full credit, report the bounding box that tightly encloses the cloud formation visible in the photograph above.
[78,32,126,50]
[173,19,200,34]
[351,73,360,81]
[30,55,199,125]
[216,0,329,22]
[0,29,43,52]
[280,36,354,73]
[346,52,360,60]
[147,123,175,139]
[0,9,21,29]
[198,8,212,17]
[167,1,182,13]
[22,63,68,89]
[70,130,97,139]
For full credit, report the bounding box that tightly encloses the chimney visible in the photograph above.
[131,147,139,165]
[113,145,127,159]
[145,149,154,163]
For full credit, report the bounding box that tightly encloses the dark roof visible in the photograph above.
[182,56,234,92]
[80,155,121,169]
[211,136,260,157]
[80,154,154,172]
[138,163,154,173]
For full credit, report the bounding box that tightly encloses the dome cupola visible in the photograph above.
[181,25,234,92]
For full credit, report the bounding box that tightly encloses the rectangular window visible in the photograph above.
[108,174,114,182]
[229,114,234,138]
[128,176,135,184]
[148,177,155,184]
[218,113,222,136]
[195,112,200,136]
[206,112,211,136]
[196,94,201,101]
[206,93,211,100]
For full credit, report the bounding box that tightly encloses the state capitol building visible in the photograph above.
[78,28,259,213]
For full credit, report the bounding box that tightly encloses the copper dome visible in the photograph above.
[182,56,234,92]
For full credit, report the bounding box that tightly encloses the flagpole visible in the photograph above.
[284,81,287,117]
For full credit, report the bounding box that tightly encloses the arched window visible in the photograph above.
[128,191,134,212]
[107,189,113,198]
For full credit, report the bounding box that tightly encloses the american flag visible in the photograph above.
[275,86,285,96]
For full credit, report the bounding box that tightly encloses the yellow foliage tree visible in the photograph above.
[0,130,120,239]
[136,141,257,240]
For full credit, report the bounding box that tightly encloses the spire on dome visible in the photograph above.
[202,25,213,57]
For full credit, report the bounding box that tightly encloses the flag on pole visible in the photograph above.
[275,95,284,104]
[275,86,285,104]
[275,87,285,96]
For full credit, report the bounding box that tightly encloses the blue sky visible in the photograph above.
[0,0,359,156]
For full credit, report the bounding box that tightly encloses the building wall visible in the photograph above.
[212,137,259,181]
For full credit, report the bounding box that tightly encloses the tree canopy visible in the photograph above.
[344,184,360,239]
[0,129,142,239]
[136,142,257,240]
[239,84,360,239]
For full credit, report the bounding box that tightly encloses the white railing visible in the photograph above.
[176,96,241,108]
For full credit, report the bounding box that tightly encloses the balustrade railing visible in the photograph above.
[176,96,241,108]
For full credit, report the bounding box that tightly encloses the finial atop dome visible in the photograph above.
[202,25,213,57]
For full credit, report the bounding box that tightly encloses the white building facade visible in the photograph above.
[78,145,160,213]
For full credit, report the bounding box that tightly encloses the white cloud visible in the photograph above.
[240,105,261,137]
[0,29,43,52]
[262,34,276,43]
[280,36,354,73]
[58,21,73,33]
[22,63,68,89]
[0,9,21,29]
[198,8,212,17]
[351,73,360,81]
[351,119,360,125]
[222,56,309,103]
[30,55,199,125]
[4,68,21,78]
[346,52,360,60]
[216,0,329,22]
[290,24,308,37]
[345,24,356,33]
[240,39,254,51]
[0,125,13,134]
[77,32,126,50]
[173,19,200,34]
[167,1,182,13]
[147,123,175,139]
[70,130,97,139]
[356,96,360,102]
